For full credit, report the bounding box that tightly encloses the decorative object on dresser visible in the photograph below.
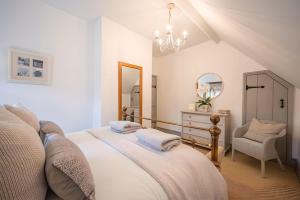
[196,96,212,112]
[181,110,231,152]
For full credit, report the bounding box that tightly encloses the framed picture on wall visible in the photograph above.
[8,48,53,85]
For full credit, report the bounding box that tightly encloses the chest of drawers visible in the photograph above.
[181,111,231,151]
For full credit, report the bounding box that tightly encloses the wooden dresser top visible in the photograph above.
[181,110,230,116]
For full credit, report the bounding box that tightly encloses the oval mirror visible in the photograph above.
[196,73,223,99]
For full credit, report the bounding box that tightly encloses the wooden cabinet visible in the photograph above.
[181,111,231,151]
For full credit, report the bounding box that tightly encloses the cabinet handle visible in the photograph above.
[189,129,191,132]
[280,99,284,108]
[246,85,265,90]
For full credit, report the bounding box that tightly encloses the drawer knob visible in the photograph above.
[188,116,191,118]
[189,129,191,132]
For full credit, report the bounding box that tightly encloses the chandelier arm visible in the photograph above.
[168,7,171,25]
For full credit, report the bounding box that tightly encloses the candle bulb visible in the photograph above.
[154,30,160,38]
[183,30,188,39]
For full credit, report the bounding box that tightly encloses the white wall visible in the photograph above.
[93,17,152,127]
[293,89,300,162]
[0,0,93,132]
[153,41,266,131]
[153,41,300,159]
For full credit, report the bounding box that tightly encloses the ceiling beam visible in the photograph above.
[168,0,220,43]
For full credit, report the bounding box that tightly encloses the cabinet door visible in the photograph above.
[273,81,288,162]
[257,74,274,120]
[245,75,258,122]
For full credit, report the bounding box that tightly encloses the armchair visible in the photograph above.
[231,122,286,177]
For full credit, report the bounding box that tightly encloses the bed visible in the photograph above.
[0,104,227,200]
[67,126,228,200]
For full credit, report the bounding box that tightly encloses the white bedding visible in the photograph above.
[67,127,227,200]
[67,131,167,200]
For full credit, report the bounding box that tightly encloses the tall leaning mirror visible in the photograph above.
[118,62,143,124]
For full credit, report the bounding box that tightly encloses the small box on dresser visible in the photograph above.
[181,111,231,152]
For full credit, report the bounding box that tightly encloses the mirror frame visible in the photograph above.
[118,62,143,124]
[196,73,224,100]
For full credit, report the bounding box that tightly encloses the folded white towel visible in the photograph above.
[136,128,181,151]
[111,127,138,134]
[109,121,141,133]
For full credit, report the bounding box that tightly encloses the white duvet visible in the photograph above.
[67,127,227,200]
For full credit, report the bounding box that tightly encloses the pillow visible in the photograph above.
[243,118,286,143]
[46,189,63,200]
[0,106,47,199]
[44,134,95,200]
[40,121,64,141]
[4,104,40,132]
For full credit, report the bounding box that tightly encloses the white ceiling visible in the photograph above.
[43,0,209,57]
[43,0,300,87]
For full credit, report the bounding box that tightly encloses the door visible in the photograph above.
[152,75,157,128]
[245,75,258,122]
[273,81,288,162]
[257,74,273,120]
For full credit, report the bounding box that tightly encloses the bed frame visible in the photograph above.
[138,115,222,168]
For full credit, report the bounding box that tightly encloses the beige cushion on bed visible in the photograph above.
[0,106,47,200]
[4,104,40,132]
[39,121,64,141]
[44,134,95,200]
[243,118,286,143]
[46,189,64,200]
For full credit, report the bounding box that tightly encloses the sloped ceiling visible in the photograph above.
[189,0,300,88]
[43,0,300,87]
[42,0,209,57]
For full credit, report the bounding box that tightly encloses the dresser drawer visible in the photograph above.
[182,128,224,142]
[182,133,210,144]
[182,127,211,139]
[182,120,225,131]
[182,133,224,147]
[182,113,224,125]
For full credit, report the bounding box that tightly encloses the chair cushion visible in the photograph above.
[243,118,286,143]
[4,104,40,132]
[0,106,47,199]
[44,134,95,200]
[39,120,64,141]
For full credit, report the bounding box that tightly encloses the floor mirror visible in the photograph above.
[118,62,143,124]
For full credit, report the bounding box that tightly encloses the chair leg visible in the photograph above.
[261,160,266,178]
[231,148,235,161]
[277,155,285,170]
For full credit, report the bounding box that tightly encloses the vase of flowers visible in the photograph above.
[196,92,212,112]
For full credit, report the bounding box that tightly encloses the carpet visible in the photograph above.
[193,146,300,199]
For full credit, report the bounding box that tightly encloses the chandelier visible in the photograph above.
[154,3,188,53]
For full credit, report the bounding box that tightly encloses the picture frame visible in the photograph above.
[8,48,53,85]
